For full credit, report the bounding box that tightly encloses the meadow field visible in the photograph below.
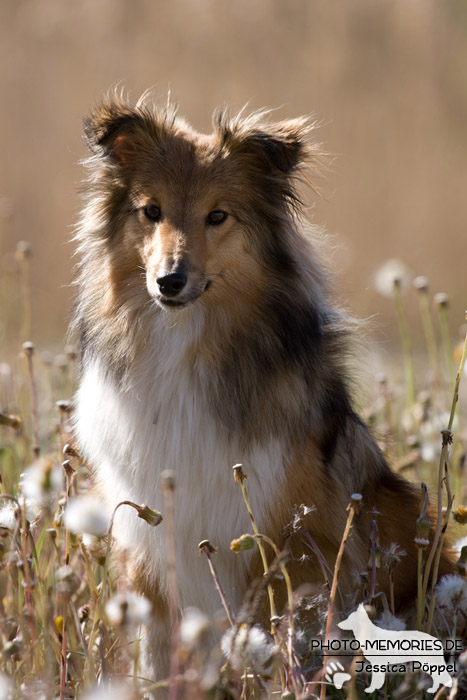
[0,242,466,699]
[1,1,467,697]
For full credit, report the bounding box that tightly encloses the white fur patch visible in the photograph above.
[74,308,288,616]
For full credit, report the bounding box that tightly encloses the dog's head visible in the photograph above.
[81,95,318,313]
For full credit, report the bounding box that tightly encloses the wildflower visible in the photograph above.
[375,610,406,631]
[105,592,152,627]
[19,457,63,507]
[64,495,110,538]
[453,506,467,525]
[180,607,211,648]
[221,623,276,676]
[374,259,412,298]
[435,574,467,611]
[230,534,255,552]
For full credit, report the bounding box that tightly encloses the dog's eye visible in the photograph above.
[143,205,161,222]
[206,210,228,226]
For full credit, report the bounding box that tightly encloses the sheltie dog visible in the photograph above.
[73,95,453,679]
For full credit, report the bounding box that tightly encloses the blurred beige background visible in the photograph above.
[1,0,466,350]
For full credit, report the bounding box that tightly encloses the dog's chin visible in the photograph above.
[153,281,211,312]
[155,293,201,311]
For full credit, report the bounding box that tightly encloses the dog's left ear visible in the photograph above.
[83,101,145,165]
[215,111,313,175]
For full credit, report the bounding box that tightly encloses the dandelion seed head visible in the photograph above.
[436,574,467,611]
[19,457,63,507]
[180,607,211,648]
[375,610,406,631]
[374,258,412,298]
[105,592,152,627]
[64,495,110,538]
[221,624,276,676]
[0,504,19,532]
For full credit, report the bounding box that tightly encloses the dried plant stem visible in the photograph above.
[161,472,180,700]
[426,460,454,633]
[393,281,416,405]
[417,547,424,629]
[438,303,455,385]
[321,494,361,700]
[59,607,68,700]
[199,540,234,626]
[19,249,32,341]
[422,319,467,631]
[85,499,146,682]
[24,343,40,457]
[417,288,440,381]
[233,466,278,629]
[254,534,298,691]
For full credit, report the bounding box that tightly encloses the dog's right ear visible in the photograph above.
[83,101,143,165]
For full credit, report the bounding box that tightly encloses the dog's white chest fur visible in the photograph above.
[74,310,287,615]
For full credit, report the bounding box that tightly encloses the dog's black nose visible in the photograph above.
[156,271,187,297]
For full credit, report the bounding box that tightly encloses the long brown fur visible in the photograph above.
[73,93,454,678]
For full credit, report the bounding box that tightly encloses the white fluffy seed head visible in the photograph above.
[105,592,152,627]
[64,495,110,538]
[19,457,64,507]
[180,607,211,648]
[374,258,412,298]
[436,574,467,611]
[221,623,276,676]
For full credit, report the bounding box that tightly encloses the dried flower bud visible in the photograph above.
[230,534,255,552]
[0,412,21,430]
[2,638,21,660]
[137,504,163,527]
[349,493,363,515]
[15,240,31,260]
[434,293,449,309]
[413,276,429,292]
[56,401,72,414]
[198,539,217,555]
[415,514,431,549]
[79,604,90,622]
[22,341,34,357]
[161,470,175,491]
[453,506,467,525]
[441,430,453,447]
[62,460,75,479]
[63,443,78,457]
[65,345,77,361]
[233,464,247,483]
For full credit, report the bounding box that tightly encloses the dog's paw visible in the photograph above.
[324,661,352,690]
